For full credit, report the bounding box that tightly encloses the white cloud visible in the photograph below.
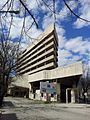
[42,11,66,49]
[42,12,54,30]
[0,0,90,65]
[26,0,38,9]
[58,49,72,58]
[65,37,90,54]
[0,15,42,50]
[57,32,90,66]
[56,0,77,21]
[0,0,9,10]
[9,17,24,38]
[55,25,65,41]
[74,0,90,28]
[58,49,71,66]
[0,0,20,11]
[26,25,42,39]
[58,48,80,66]
[41,0,77,29]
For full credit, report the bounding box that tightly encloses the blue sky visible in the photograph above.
[0,0,90,66]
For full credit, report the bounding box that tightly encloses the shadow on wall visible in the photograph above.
[0,113,18,120]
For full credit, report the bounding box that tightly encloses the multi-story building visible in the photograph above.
[10,24,83,103]
[16,24,58,75]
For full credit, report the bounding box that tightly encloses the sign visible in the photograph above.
[40,82,56,94]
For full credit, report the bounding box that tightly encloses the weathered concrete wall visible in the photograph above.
[17,24,58,75]
[11,62,83,89]
[11,75,29,88]
[28,61,83,83]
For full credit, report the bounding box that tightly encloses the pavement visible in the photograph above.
[0,97,90,120]
[50,103,90,108]
[1,97,90,108]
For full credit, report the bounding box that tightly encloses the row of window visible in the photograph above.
[17,37,54,68]
[17,53,56,73]
[18,32,54,61]
[17,39,57,70]
[19,60,56,75]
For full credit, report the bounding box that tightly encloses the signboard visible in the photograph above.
[40,82,56,94]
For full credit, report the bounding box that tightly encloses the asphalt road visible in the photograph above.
[0,97,90,120]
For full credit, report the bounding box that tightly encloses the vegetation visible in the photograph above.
[78,65,90,103]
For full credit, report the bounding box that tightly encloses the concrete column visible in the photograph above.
[66,89,68,103]
[29,83,32,91]
[71,89,75,103]
[29,83,34,99]
[56,82,61,102]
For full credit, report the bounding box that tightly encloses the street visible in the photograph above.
[0,97,90,120]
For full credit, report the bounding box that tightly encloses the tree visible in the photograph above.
[78,65,90,103]
[0,0,38,107]
[0,39,19,106]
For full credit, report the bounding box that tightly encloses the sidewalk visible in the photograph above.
[50,103,90,108]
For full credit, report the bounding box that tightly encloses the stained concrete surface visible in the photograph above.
[0,97,90,120]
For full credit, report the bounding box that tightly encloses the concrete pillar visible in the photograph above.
[66,89,68,103]
[71,89,75,103]
[56,82,61,102]
[29,83,32,91]
[29,83,34,99]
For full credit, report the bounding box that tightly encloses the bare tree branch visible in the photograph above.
[0,0,10,11]
[63,0,90,22]
[19,0,38,28]
[0,10,20,14]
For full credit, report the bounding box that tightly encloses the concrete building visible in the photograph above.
[10,25,83,103]
[28,61,83,102]
[16,24,58,75]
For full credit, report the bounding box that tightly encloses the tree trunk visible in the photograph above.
[0,86,5,107]
[0,74,8,107]
[0,94,4,107]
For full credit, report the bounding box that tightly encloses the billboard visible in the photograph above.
[40,82,56,94]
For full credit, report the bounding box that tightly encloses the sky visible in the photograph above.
[0,0,90,67]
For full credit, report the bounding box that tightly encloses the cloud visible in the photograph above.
[56,24,65,47]
[0,0,9,10]
[58,48,82,66]
[64,37,90,54]
[42,12,54,30]
[40,0,78,29]
[26,0,38,9]
[58,36,90,66]
[41,7,90,66]
[56,0,77,21]
[0,0,90,66]
[74,0,90,28]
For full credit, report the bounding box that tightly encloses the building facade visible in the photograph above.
[16,25,58,75]
[10,25,83,103]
